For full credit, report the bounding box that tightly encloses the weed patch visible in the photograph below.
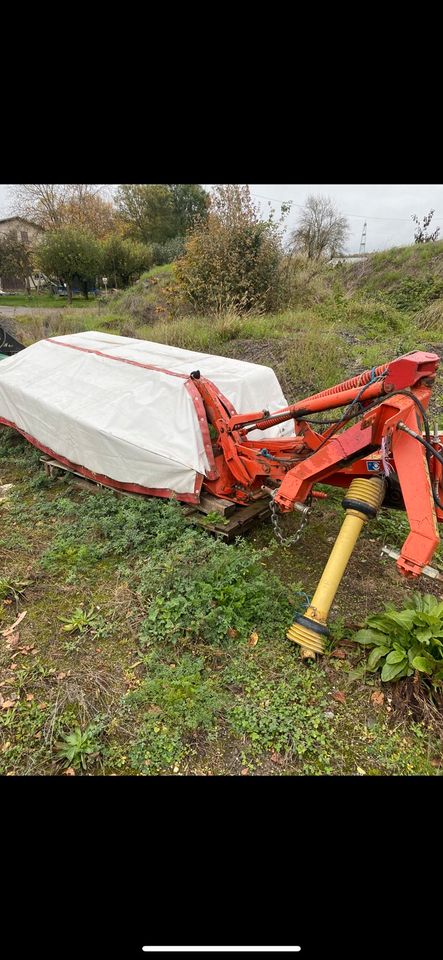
[124,653,226,773]
[137,528,293,646]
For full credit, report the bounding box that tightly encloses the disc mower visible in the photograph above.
[1,327,443,658]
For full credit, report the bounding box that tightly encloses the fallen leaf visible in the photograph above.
[371,691,384,706]
[57,672,67,681]
[25,693,34,701]
[248,631,259,647]
[332,691,346,704]
[1,610,27,638]
[270,751,284,765]
[241,767,250,776]
[228,628,238,638]
[1,699,17,710]
[64,767,76,776]
[5,631,20,650]
[431,759,441,768]
[356,766,366,776]
[37,702,48,710]
[1,741,11,752]
[331,648,347,659]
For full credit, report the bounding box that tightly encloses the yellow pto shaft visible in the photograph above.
[287,476,386,657]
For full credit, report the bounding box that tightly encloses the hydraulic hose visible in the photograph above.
[250,375,386,433]
[299,362,388,401]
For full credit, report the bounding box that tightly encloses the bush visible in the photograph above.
[36,226,103,302]
[354,594,443,686]
[149,237,185,266]
[175,185,290,314]
[101,236,154,288]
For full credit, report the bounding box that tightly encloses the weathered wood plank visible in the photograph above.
[196,493,237,518]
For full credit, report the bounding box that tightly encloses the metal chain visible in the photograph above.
[270,492,313,545]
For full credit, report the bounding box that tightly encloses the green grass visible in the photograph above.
[0,431,442,776]
[140,263,175,279]
[0,295,99,308]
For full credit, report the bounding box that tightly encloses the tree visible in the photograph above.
[115,184,209,244]
[36,227,103,302]
[116,184,175,243]
[167,184,210,235]
[291,195,349,260]
[101,236,154,288]
[412,210,440,244]
[8,184,105,228]
[0,235,34,293]
[175,184,289,313]
[55,194,122,239]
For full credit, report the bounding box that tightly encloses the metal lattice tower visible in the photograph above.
[359,221,367,255]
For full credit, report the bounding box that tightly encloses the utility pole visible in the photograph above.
[359,221,367,255]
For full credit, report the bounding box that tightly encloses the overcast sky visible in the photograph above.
[1,184,442,253]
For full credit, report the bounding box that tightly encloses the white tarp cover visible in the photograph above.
[0,331,293,501]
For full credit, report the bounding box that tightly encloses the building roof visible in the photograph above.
[0,216,43,230]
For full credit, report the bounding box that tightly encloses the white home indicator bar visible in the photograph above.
[142,949,301,954]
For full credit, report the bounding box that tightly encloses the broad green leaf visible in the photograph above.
[367,646,389,669]
[354,628,389,646]
[381,659,407,682]
[386,649,407,664]
[411,656,435,674]
[416,628,433,644]
[366,616,395,631]
[383,610,416,629]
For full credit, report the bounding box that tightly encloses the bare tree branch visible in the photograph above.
[7,185,106,229]
[291,195,350,260]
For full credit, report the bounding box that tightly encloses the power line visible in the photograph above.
[249,191,443,223]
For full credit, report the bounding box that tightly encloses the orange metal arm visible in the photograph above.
[193,350,443,577]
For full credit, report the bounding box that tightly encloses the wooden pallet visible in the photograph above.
[40,457,271,540]
[184,495,271,541]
